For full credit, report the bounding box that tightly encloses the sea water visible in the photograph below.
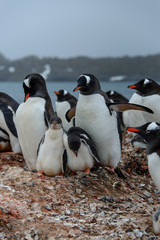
[0,80,154,107]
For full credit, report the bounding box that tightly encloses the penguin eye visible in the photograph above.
[146,130,151,133]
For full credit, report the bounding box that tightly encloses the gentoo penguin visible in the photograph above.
[126,122,160,235]
[0,128,11,152]
[16,73,55,170]
[36,116,66,176]
[123,78,160,128]
[126,122,160,191]
[153,206,160,234]
[54,89,77,131]
[106,90,128,103]
[106,90,129,131]
[73,74,153,169]
[0,92,21,153]
[63,126,100,173]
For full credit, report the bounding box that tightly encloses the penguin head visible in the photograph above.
[50,116,62,130]
[126,122,160,143]
[54,89,70,101]
[128,78,159,96]
[68,137,81,157]
[67,128,81,157]
[23,73,47,101]
[73,74,101,94]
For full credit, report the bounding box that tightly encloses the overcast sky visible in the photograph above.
[0,0,160,60]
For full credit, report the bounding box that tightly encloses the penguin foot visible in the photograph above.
[105,166,115,174]
[84,168,90,174]
[35,171,44,175]
[57,173,64,177]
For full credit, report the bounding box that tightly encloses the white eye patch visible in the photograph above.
[23,78,30,88]
[147,122,159,131]
[80,75,91,85]
[63,90,68,95]
[144,79,150,85]
[110,91,114,95]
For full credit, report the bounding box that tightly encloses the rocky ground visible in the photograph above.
[0,132,160,240]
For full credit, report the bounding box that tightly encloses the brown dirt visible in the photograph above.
[0,132,160,239]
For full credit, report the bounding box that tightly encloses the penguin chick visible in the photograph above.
[54,89,77,131]
[127,122,160,191]
[73,73,153,169]
[153,206,160,234]
[16,73,55,170]
[63,126,100,173]
[36,116,66,176]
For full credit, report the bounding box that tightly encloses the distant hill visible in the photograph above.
[0,53,160,82]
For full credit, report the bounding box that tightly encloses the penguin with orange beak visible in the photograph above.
[16,73,55,170]
[72,74,153,171]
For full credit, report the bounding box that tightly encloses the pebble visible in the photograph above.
[65,209,71,215]
[44,205,52,211]
[143,190,151,198]
[76,188,82,194]
[90,203,97,213]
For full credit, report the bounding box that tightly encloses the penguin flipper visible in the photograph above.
[108,102,154,114]
[0,105,18,137]
[80,134,100,163]
[62,149,68,176]
[65,107,76,122]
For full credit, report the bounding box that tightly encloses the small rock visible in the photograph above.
[65,209,71,215]
[134,229,143,238]
[90,203,97,213]
[143,190,151,198]
[45,205,52,211]
[76,188,82,194]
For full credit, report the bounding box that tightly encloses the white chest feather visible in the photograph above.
[148,152,160,191]
[123,93,160,127]
[75,94,121,167]
[55,101,73,131]
[16,97,47,169]
[63,133,94,171]
[36,128,64,176]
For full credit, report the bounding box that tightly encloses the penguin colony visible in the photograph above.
[1,73,160,234]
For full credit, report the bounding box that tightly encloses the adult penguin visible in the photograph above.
[123,78,160,127]
[0,92,21,153]
[54,89,77,131]
[73,74,153,170]
[16,73,55,170]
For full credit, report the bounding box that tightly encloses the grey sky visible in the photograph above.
[0,0,160,60]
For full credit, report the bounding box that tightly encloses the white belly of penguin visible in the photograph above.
[63,134,94,171]
[148,153,160,191]
[16,97,47,170]
[75,94,121,167]
[56,101,73,131]
[36,128,64,176]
